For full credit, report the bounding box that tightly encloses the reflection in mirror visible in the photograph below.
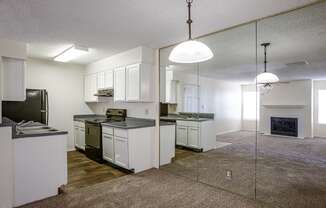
[256,2,326,207]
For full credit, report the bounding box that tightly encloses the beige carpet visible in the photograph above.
[21,169,271,208]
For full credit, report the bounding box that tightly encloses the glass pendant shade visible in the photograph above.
[169,40,214,64]
[255,72,279,84]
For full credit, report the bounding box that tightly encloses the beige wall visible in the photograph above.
[26,58,92,151]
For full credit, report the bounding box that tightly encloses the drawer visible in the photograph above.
[74,121,85,128]
[177,120,200,128]
[114,128,128,138]
[102,126,114,135]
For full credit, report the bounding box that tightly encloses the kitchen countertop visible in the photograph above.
[101,117,155,129]
[73,114,106,122]
[1,117,68,139]
[160,114,213,122]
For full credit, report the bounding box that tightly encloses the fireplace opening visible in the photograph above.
[271,117,298,137]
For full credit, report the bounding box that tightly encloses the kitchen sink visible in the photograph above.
[16,125,59,135]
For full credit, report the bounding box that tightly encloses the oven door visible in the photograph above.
[85,122,101,149]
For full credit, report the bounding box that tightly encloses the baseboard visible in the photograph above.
[67,147,76,152]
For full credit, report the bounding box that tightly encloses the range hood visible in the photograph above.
[94,89,113,97]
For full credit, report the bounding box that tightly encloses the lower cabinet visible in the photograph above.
[176,126,188,146]
[101,125,154,173]
[74,121,85,150]
[102,133,114,162]
[176,120,215,152]
[114,136,129,169]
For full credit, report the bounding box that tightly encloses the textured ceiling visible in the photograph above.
[0,0,317,64]
[160,1,326,83]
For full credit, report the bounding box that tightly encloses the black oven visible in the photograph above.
[85,121,103,163]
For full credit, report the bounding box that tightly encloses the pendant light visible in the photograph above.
[256,43,279,84]
[169,0,213,63]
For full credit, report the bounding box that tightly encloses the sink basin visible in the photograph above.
[16,125,59,135]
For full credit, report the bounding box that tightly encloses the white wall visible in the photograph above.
[172,71,242,135]
[26,58,92,151]
[85,46,156,119]
[313,80,326,137]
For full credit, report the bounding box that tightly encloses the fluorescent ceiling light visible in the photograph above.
[54,45,89,62]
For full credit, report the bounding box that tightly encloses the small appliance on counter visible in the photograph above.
[2,89,49,125]
[85,108,127,163]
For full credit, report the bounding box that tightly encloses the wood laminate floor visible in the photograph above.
[66,151,127,192]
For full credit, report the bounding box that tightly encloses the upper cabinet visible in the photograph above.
[1,57,26,101]
[114,67,126,102]
[84,73,98,102]
[97,69,113,90]
[120,63,153,102]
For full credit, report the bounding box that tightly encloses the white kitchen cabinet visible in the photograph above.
[84,73,98,102]
[104,69,113,89]
[102,133,114,162]
[176,126,188,146]
[160,124,176,166]
[1,57,26,101]
[126,64,140,101]
[97,69,113,90]
[176,120,215,152]
[187,127,200,148]
[113,67,126,102]
[114,136,129,169]
[97,71,105,89]
[125,63,154,102]
[74,121,85,150]
[101,125,155,173]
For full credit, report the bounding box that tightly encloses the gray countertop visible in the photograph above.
[74,114,156,129]
[160,115,213,122]
[1,117,68,139]
[101,117,155,129]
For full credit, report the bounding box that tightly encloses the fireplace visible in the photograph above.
[271,117,298,137]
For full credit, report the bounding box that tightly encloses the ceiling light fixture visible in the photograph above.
[256,43,279,84]
[54,45,89,62]
[169,0,213,63]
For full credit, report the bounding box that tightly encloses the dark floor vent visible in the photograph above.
[271,117,298,137]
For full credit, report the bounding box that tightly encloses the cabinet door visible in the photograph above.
[84,74,97,102]
[114,136,129,169]
[176,126,188,146]
[102,134,114,162]
[97,71,105,89]
[74,127,80,148]
[79,128,85,150]
[126,64,140,101]
[187,127,200,148]
[104,69,113,88]
[1,57,26,101]
[113,67,126,102]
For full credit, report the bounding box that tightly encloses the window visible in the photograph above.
[243,91,259,120]
[318,90,326,124]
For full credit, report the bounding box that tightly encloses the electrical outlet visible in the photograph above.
[226,170,232,180]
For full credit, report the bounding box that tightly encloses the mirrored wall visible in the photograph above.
[159,1,326,207]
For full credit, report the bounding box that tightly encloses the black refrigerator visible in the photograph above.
[2,89,49,125]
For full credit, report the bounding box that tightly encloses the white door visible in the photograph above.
[97,71,105,89]
[114,67,126,102]
[102,134,114,162]
[1,57,26,101]
[114,136,129,169]
[187,127,200,148]
[79,128,85,150]
[104,69,113,88]
[85,74,97,102]
[74,127,80,148]
[176,126,188,146]
[126,64,140,101]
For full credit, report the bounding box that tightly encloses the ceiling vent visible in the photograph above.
[285,60,310,67]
